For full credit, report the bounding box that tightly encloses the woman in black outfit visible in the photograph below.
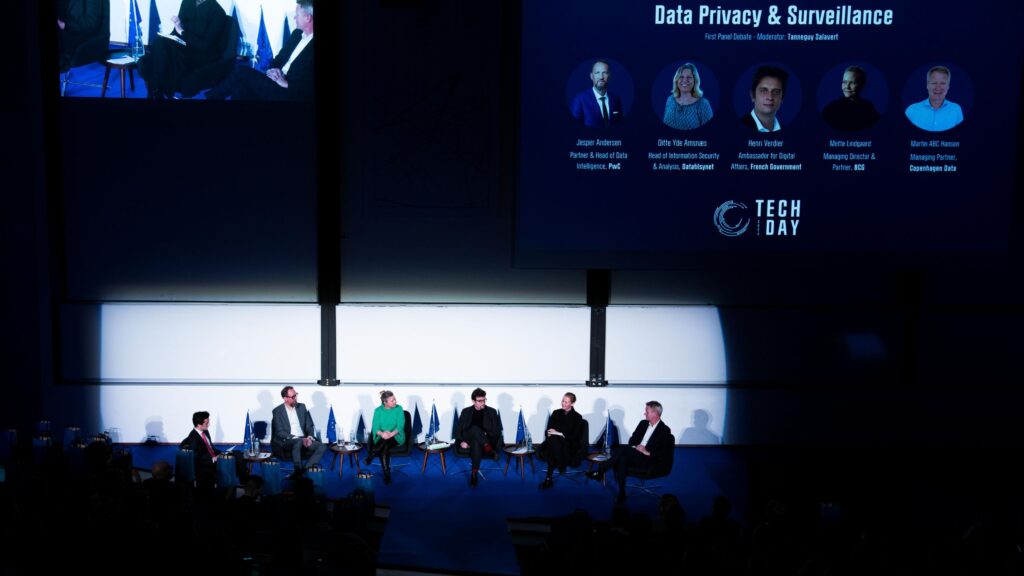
[138,0,227,98]
[540,392,583,488]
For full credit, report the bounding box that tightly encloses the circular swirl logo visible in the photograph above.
[713,200,750,237]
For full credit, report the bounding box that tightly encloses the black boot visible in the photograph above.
[382,453,392,485]
[364,442,383,466]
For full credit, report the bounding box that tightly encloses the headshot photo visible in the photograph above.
[735,64,801,133]
[661,62,714,130]
[904,65,965,132]
[820,65,883,132]
[568,59,633,128]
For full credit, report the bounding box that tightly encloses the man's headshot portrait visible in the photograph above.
[742,65,788,133]
[905,65,964,132]
[570,59,624,128]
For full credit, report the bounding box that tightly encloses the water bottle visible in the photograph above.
[131,27,144,60]
[526,428,533,452]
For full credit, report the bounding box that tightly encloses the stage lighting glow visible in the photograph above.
[605,306,727,384]
[99,303,320,382]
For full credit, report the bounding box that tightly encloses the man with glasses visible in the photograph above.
[456,388,503,486]
[742,65,788,133]
[272,386,326,477]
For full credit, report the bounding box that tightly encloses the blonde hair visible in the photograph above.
[672,63,703,99]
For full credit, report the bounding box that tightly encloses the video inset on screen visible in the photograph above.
[57,0,315,101]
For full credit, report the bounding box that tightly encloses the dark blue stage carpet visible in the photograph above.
[130,444,748,574]
[59,55,211,100]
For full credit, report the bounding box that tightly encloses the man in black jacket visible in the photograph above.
[456,387,502,487]
[205,0,315,101]
[180,410,221,488]
[57,0,105,71]
[271,386,326,476]
[587,401,672,503]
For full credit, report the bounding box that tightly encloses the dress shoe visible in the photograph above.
[470,472,479,487]
[585,470,604,481]
[539,477,553,489]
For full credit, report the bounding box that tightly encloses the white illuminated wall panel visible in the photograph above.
[605,306,727,385]
[100,304,320,382]
[336,305,590,384]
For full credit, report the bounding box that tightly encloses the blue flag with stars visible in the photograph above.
[355,412,367,443]
[427,402,440,443]
[326,406,337,444]
[148,0,161,45]
[255,6,274,71]
[243,411,252,450]
[515,407,527,444]
[128,0,143,49]
[411,405,423,439]
[601,411,619,450]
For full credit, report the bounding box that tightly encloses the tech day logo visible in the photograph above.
[714,199,801,237]
[713,200,750,237]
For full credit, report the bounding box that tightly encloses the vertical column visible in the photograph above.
[587,269,610,387]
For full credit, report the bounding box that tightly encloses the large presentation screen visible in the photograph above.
[516,0,1023,266]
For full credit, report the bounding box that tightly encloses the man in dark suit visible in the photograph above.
[205,0,315,101]
[271,386,326,476]
[180,410,221,488]
[587,401,672,503]
[56,0,105,72]
[456,387,502,487]
[570,60,623,127]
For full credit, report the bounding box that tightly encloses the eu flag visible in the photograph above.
[326,406,337,444]
[411,405,423,439]
[243,411,252,449]
[515,407,527,444]
[148,0,161,44]
[355,413,367,443]
[255,6,274,71]
[601,411,619,450]
[128,0,143,49]
[427,402,441,443]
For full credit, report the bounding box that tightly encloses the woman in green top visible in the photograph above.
[365,390,405,484]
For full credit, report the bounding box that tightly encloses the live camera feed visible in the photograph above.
[57,0,315,101]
